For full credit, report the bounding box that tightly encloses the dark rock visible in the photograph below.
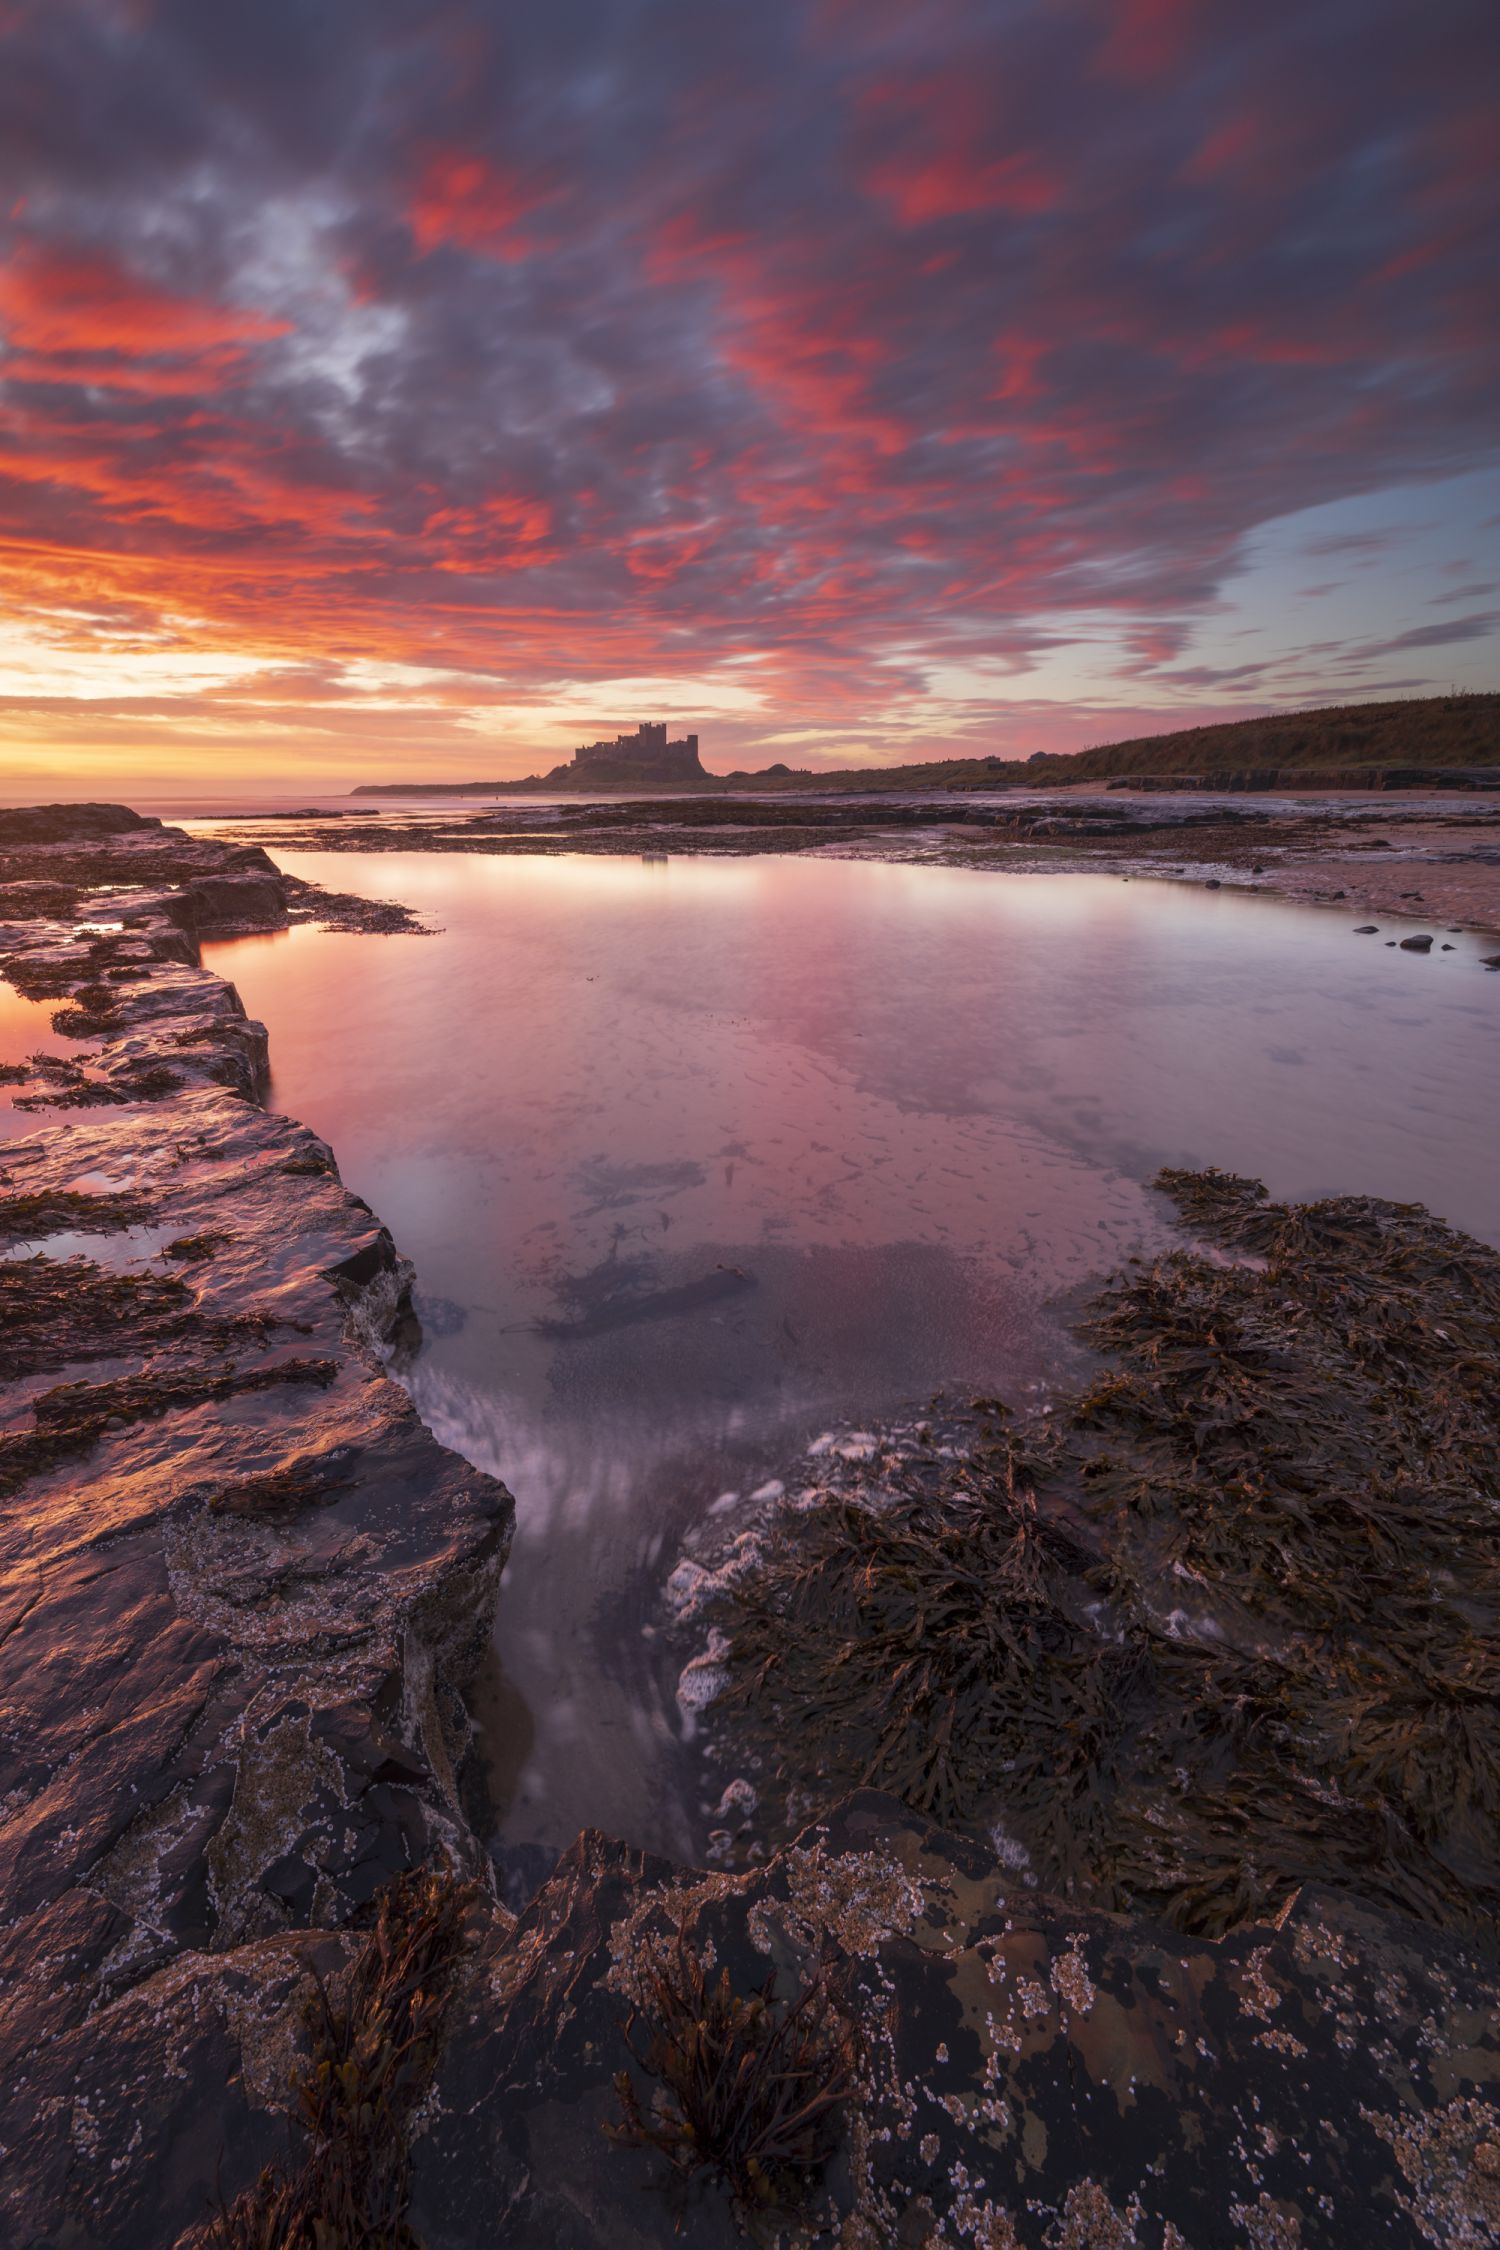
[1,1917,338,2250]
[1399,933,1434,951]
[404,1795,1500,2250]
[182,871,289,932]
[1354,924,1379,933]
[0,814,516,2247]
[0,802,157,843]
[1204,877,1222,888]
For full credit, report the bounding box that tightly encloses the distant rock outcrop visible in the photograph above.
[0,802,159,843]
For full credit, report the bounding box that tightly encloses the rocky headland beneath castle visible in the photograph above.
[1,805,1497,2248]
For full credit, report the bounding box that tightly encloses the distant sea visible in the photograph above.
[0,789,536,822]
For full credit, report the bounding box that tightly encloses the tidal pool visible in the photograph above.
[0,980,92,1140]
[203,851,1500,1870]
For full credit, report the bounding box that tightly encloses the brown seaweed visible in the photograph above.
[0,1187,150,1245]
[704,1168,1500,1941]
[608,1933,856,2225]
[181,1866,476,2250]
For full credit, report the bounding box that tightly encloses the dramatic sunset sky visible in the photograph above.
[1,0,1496,794]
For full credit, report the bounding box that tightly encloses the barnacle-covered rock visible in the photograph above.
[406,1794,1500,2247]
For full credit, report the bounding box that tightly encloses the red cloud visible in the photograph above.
[422,493,557,571]
[872,147,1059,225]
[0,248,290,358]
[856,75,1060,225]
[1184,110,1263,184]
[1096,0,1199,82]
[408,152,544,258]
[0,0,1493,775]
[649,213,909,459]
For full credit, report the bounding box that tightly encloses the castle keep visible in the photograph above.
[568,722,704,780]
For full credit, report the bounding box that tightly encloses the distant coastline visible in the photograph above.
[351,688,1500,797]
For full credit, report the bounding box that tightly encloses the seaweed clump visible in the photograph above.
[0,1253,192,1383]
[0,1186,150,1246]
[609,1934,857,2225]
[12,1055,184,1108]
[0,1355,338,1496]
[161,1230,234,1262]
[182,1866,476,2250]
[706,1168,1500,1941]
[50,981,124,1037]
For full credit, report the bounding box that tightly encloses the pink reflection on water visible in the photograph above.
[203,852,1500,1859]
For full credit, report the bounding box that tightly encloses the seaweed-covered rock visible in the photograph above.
[8,1798,1498,2248]
[406,1794,1500,2248]
[693,1169,1500,1949]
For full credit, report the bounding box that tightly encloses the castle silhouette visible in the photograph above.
[565,722,704,781]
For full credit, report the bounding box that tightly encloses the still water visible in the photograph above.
[203,850,1499,1867]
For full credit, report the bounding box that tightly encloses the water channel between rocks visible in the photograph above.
[189,849,1499,1875]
